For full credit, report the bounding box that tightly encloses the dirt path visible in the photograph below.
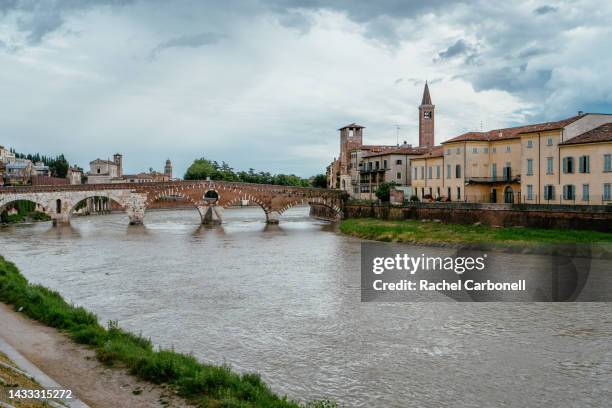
[0,303,190,408]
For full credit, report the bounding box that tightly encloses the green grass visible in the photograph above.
[1,211,51,224]
[0,256,336,408]
[340,218,612,245]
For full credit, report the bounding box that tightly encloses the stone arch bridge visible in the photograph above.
[0,181,344,225]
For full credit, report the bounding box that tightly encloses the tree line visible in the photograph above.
[184,158,327,188]
[10,148,70,178]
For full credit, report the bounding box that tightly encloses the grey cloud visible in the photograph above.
[150,32,222,58]
[1,0,134,44]
[434,39,478,64]
[469,64,552,94]
[534,5,558,14]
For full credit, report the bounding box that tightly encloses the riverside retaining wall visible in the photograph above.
[344,202,612,232]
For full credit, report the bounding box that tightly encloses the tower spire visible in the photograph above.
[421,80,432,105]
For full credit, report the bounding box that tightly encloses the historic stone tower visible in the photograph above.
[113,153,123,177]
[418,82,435,147]
[164,159,173,179]
[338,123,364,192]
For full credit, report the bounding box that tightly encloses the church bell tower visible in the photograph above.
[418,82,435,147]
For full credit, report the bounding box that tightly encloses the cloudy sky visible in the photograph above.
[1,1,611,177]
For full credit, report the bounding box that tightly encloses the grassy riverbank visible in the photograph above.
[0,256,335,408]
[340,218,612,244]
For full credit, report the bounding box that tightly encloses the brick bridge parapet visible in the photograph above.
[0,180,345,225]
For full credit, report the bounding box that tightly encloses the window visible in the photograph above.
[375,161,380,170]
[396,159,402,165]
[604,184,611,201]
[456,187,461,200]
[447,187,451,199]
[436,165,441,179]
[473,147,478,153]
[491,163,497,179]
[605,154,612,172]
[383,160,387,169]
[456,147,461,154]
[396,172,402,179]
[421,166,425,179]
[578,155,590,173]
[503,163,512,180]
[97,168,100,174]
[368,162,373,170]
[547,137,553,146]
[446,164,451,179]
[563,184,576,200]
[527,159,533,176]
[582,184,590,201]
[506,146,511,153]
[455,164,461,179]
[544,185,555,200]
[563,157,574,174]
[546,157,553,175]
[484,147,489,154]
[492,147,497,154]
[527,185,533,200]
[446,149,451,156]
[437,187,440,197]
[527,140,533,148]
[414,167,418,180]
[428,166,432,179]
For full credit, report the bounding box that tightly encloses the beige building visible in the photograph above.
[409,146,445,200]
[0,145,15,163]
[414,113,612,204]
[87,154,123,184]
[357,145,429,200]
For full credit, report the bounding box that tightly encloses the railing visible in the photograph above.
[465,175,521,183]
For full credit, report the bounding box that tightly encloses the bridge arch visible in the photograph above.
[0,197,51,223]
[68,194,126,218]
[143,188,207,223]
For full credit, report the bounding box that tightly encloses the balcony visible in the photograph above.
[466,175,521,184]
[359,166,388,173]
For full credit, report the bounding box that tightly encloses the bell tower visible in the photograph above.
[418,81,435,147]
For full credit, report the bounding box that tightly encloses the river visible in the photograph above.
[1,207,611,407]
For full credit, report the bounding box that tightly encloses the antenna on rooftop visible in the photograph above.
[395,125,400,146]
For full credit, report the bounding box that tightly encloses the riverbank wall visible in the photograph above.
[344,202,612,232]
[310,203,342,221]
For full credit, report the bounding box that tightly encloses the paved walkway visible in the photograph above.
[0,303,188,408]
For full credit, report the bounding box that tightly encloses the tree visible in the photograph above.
[184,158,220,180]
[375,182,399,202]
[311,174,327,188]
[49,154,69,178]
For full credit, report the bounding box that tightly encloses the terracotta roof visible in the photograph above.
[363,145,432,158]
[414,145,444,159]
[338,123,365,130]
[442,114,586,144]
[559,122,612,145]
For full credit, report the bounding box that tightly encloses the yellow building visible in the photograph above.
[411,113,612,204]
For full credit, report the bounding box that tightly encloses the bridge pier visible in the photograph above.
[202,205,223,225]
[265,211,281,224]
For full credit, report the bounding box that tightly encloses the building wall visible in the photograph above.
[558,142,612,204]
[410,156,444,199]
